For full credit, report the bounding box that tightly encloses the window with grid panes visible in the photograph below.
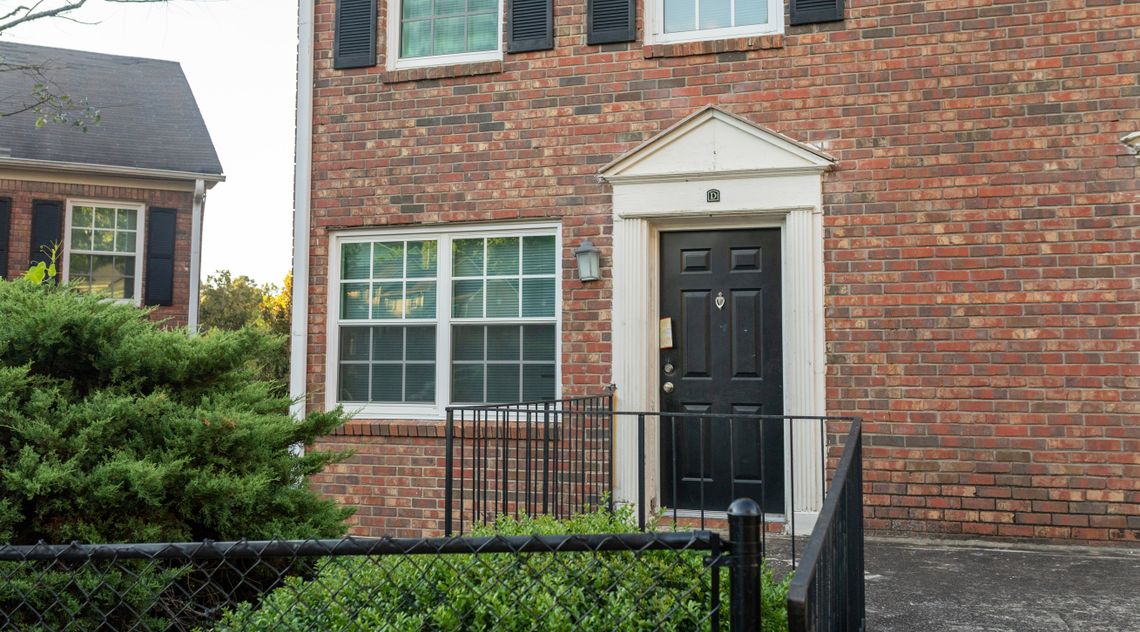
[66,202,143,301]
[399,0,499,60]
[654,0,781,43]
[334,229,558,409]
[338,240,439,404]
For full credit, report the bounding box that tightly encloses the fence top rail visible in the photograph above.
[447,406,858,423]
[446,392,614,413]
[786,417,862,606]
[0,531,717,563]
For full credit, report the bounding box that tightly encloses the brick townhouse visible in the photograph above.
[290,0,1139,541]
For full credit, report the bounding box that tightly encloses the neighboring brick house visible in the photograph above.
[292,0,1139,541]
[0,43,224,327]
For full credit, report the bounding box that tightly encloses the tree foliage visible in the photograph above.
[200,270,291,334]
[199,269,291,389]
[258,271,292,337]
[199,269,264,331]
[0,279,351,545]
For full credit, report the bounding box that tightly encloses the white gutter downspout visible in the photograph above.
[289,0,315,422]
[188,178,206,333]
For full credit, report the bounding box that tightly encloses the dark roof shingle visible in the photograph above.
[0,42,223,176]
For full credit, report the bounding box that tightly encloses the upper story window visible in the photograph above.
[649,0,782,44]
[388,0,503,70]
[63,200,145,304]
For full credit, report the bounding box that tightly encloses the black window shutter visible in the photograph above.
[144,207,177,307]
[334,0,377,69]
[508,0,553,52]
[0,198,10,279]
[29,200,61,269]
[791,0,843,25]
[587,0,635,44]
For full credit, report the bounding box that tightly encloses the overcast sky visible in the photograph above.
[4,0,298,287]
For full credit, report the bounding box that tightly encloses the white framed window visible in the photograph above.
[386,0,503,71]
[646,0,783,44]
[62,199,145,304]
[327,222,561,419]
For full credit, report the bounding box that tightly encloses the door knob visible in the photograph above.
[663,382,674,393]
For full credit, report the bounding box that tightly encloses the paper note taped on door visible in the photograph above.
[659,317,674,349]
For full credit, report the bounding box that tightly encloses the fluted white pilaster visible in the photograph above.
[611,216,659,510]
[783,208,826,535]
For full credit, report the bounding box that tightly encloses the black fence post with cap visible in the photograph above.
[728,497,763,631]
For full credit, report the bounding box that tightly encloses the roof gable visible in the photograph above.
[600,106,834,180]
[0,42,223,177]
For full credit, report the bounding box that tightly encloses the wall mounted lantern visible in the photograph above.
[1122,131,1140,154]
[574,240,601,282]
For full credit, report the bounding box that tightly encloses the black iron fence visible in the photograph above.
[444,394,849,541]
[443,394,866,630]
[444,391,616,536]
[787,418,865,632]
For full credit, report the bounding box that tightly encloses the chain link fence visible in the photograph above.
[1,532,727,631]
[1,417,863,631]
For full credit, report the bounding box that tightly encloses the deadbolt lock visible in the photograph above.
[663,382,675,393]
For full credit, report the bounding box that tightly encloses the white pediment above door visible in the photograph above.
[600,106,835,183]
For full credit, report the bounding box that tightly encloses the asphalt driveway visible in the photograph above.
[864,536,1140,632]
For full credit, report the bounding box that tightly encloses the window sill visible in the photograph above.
[643,34,784,59]
[328,416,570,439]
[383,61,503,84]
[331,419,448,438]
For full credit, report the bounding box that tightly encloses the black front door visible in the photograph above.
[659,229,784,514]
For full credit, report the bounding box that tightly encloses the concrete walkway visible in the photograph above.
[864,536,1140,632]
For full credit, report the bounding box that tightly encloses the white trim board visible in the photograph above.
[290,0,315,424]
[602,106,832,536]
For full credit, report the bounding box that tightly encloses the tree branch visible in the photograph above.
[0,0,88,34]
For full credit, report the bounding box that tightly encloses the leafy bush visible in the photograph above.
[0,562,182,632]
[0,279,351,544]
[0,280,352,630]
[215,505,790,631]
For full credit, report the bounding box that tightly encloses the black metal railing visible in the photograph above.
[787,417,865,632]
[0,529,732,630]
[444,390,616,536]
[445,392,851,544]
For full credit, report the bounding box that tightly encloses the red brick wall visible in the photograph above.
[1,178,196,326]
[307,0,1140,542]
[315,426,449,538]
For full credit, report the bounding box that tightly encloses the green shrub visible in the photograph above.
[0,279,352,544]
[215,505,790,631]
[0,280,353,630]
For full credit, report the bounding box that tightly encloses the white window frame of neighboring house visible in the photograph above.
[326,222,562,420]
[386,0,505,71]
[644,0,784,44]
[61,199,146,306]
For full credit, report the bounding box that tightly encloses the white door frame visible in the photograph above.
[601,107,834,534]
